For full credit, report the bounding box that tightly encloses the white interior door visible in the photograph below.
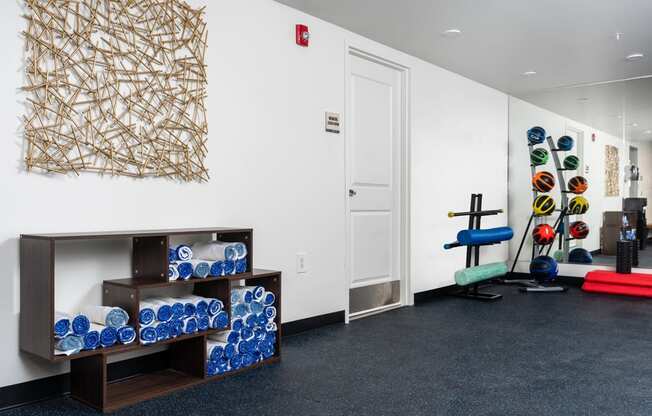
[347,52,402,316]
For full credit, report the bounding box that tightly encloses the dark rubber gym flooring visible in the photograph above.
[5,285,652,415]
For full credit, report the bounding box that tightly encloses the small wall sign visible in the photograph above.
[325,112,341,134]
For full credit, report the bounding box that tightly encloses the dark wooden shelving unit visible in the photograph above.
[20,228,281,412]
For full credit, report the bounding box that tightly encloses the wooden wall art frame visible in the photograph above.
[22,0,209,182]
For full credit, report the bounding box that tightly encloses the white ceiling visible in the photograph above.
[275,0,652,139]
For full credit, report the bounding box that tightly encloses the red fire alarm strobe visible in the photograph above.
[296,24,310,47]
[592,133,596,142]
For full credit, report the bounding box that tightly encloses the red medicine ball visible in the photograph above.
[570,221,589,239]
[533,224,556,245]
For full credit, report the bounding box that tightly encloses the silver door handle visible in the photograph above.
[349,189,357,197]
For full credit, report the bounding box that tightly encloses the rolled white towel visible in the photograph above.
[191,242,238,261]
[79,306,129,329]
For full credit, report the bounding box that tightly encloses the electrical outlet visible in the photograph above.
[296,252,308,274]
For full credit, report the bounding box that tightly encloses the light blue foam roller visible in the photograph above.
[454,262,508,287]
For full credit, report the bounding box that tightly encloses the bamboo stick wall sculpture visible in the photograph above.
[22,0,209,182]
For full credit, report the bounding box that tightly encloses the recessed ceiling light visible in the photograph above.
[442,29,462,38]
[631,123,639,127]
[626,53,644,61]
[645,130,652,134]
[616,32,624,41]
[523,71,537,76]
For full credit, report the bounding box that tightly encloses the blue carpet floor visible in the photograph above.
[4,285,652,415]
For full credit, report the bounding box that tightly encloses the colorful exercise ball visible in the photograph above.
[530,255,559,283]
[533,195,556,216]
[569,248,593,264]
[569,222,588,240]
[553,250,564,262]
[532,171,556,193]
[569,196,589,215]
[527,126,546,145]
[557,135,574,151]
[563,155,580,170]
[568,176,589,194]
[531,148,549,166]
[532,224,556,245]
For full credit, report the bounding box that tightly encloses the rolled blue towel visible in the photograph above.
[209,261,225,277]
[253,327,266,341]
[91,324,117,348]
[224,343,236,359]
[265,331,277,345]
[81,306,129,329]
[158,299,184,320]
[257,314,268,327]
[54,312,71,338]
[264,306,277,320]
[235,258,247,274]
[168,264,180,281]
[245,314,258,329]
[181,295,209,317]
[71,314,90,335]
[197,315,210,331]
[155,322,170,341]
[117,326,136,344]
[251,286,265,301]
[236,341,249,355]
[262,291,276,306]
[217,357,230,373]
[168,247,178,263]
[224,260,236,276]
[206,360,218,377]
[241,327,254,341]
[54,335,84,355]
[138,307,155,326]
[183,302,196,318]
[82,329,100,350]
[176,262,193,280]
[189,260,210,278]
[261,343,275,359]
[231,287,254,304]
[141,300,173,322]
[265,322,278,333]
[231,303,250,318]
[211,311,229,330]
[181,317,198,334]
[207,340,226,362]
[242,352,256,368]
[195,300,209,317]
[139,326,157,345]
[174,245,193,261]
[232,242,248,260]
[232,318,244,332]
[250,301,264,315]
[230,354,243,371]
[169,319,183,338]
[207,298,223,316]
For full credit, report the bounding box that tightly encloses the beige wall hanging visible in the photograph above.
[605,145,619,197]
[22,0,208,181]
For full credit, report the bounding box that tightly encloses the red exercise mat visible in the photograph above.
[583,270,652,298]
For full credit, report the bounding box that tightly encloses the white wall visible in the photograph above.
[508,97,630,273]
[0,0,508,387]
[631,140,652,201]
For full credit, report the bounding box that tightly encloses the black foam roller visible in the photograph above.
[616,240,633,274]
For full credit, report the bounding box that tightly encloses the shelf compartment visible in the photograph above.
[105,369,204,412]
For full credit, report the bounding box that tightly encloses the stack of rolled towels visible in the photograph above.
[205,285,277,376]
[138,295,229,344]
[168,242,249,281]
[54,306,135,355]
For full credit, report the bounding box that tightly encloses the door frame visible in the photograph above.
[565,124,585,250]
[344,43,412,323]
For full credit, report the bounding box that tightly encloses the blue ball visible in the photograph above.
[569,248,592,264]
[527,126,546,145]
[530,255,559,283]
[557,135,574,151]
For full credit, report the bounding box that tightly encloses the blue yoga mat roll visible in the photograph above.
[456,227,514,246]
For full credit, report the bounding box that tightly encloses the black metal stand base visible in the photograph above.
[454,290,502,301]
[502,278,567,293]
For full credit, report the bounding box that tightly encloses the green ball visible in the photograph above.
[553,250,564,262]
[564,155,580,170]
[531,148,549,166]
